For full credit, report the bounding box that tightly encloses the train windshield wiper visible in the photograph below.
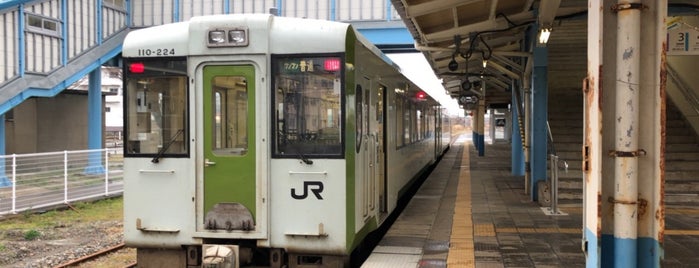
[152,129,184,163]
[297,150,314,165]
[290,142,313,165]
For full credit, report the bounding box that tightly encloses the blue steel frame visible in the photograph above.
[0,0,119,168]
[530,23,548,201]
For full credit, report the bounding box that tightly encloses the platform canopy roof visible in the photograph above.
[389,0,697,109]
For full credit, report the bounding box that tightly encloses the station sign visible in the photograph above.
[667,18,699,55]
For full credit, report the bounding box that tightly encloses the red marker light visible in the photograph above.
[129,62,145,73]
[324,58,341,71]
[416,91,426,100]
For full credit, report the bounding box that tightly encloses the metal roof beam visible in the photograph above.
[405,0,481,18]
[424,11,534,43]
[538,0,561,27]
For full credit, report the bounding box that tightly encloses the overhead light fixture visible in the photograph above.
[482,59,488,68]
[448,56,458,71]
[461,80,471,91]
[538,27,552,45]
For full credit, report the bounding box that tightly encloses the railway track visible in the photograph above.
[53,242,136,268]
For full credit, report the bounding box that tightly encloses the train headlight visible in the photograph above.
[228,30,247,45]
[208,28,249,47]
[208,30,226,45]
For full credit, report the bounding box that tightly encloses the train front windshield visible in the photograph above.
[272,55,343,158]
[123,58,188,158]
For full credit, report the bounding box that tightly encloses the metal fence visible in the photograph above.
[0,149,123,216]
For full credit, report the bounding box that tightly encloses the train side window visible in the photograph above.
[395,95,404,148]
[211,76,248,156]
[123,58,188,157]
[271,55,344,158]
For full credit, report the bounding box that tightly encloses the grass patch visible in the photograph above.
[0,197,123,231]
[23,230,40,240]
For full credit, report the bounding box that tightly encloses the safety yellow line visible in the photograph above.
[447,144,475,266]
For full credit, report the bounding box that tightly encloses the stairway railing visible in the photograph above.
[667,63,699,116]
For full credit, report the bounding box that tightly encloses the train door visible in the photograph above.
[435,108,441,158]
[377,85,387,219]
[366,80,378,215]
[201,65,263,235]
[358,76,377,220]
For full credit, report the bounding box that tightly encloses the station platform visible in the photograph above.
[362,137,699,267]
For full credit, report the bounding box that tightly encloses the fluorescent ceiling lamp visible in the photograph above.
[538,28,551,44]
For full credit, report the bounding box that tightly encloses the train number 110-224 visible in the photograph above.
[137,48,176,56]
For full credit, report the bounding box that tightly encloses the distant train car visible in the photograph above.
[121,14,450,267]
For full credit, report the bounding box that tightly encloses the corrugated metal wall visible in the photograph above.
[0,0,127,86]
[131,0,175,26]
[0,10,18,85]
[130,0,401,28]
[0,0,396,86]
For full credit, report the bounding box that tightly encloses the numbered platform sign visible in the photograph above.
[667,19,699,55]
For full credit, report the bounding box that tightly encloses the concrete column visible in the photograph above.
[530,25,548,201]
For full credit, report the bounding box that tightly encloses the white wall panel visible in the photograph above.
[26,0,61,19]
[230,0,276,14]
[67,0,97,59]
[338,0,386,21]
[180,0,224,21]
[24,33,60,74]
[0,10,18,85]
[132,0,175,27]
[103,5,127,39]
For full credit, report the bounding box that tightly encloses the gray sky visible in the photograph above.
[387,53,462,116]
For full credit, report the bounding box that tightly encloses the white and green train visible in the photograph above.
[122,14,452,267]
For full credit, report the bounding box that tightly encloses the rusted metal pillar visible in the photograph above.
[584,1,665,267]
[582,0,604,265]
[612,1,642,265]
[635,1,666,266]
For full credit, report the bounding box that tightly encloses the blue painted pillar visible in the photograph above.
[330,0,336,20]
[511,89,524,176]
[0,115,9,187]
[530,31,548,201]
[276,0,283,15]
[85,68,105,174]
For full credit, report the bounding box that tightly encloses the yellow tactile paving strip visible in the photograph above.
[447,144,475,266]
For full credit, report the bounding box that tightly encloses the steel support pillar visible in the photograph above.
[584,1,665,267]
[85,68,105,174]
[489,109,496,142]
[523,60,533,194]
[0,114,8,187]
[512,86,525,176]
[530,25,548,201]
[477,96,485,156]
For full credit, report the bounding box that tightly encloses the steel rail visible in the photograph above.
[53,242,126,268]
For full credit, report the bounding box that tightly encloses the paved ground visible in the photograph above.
[365,138,699,267]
